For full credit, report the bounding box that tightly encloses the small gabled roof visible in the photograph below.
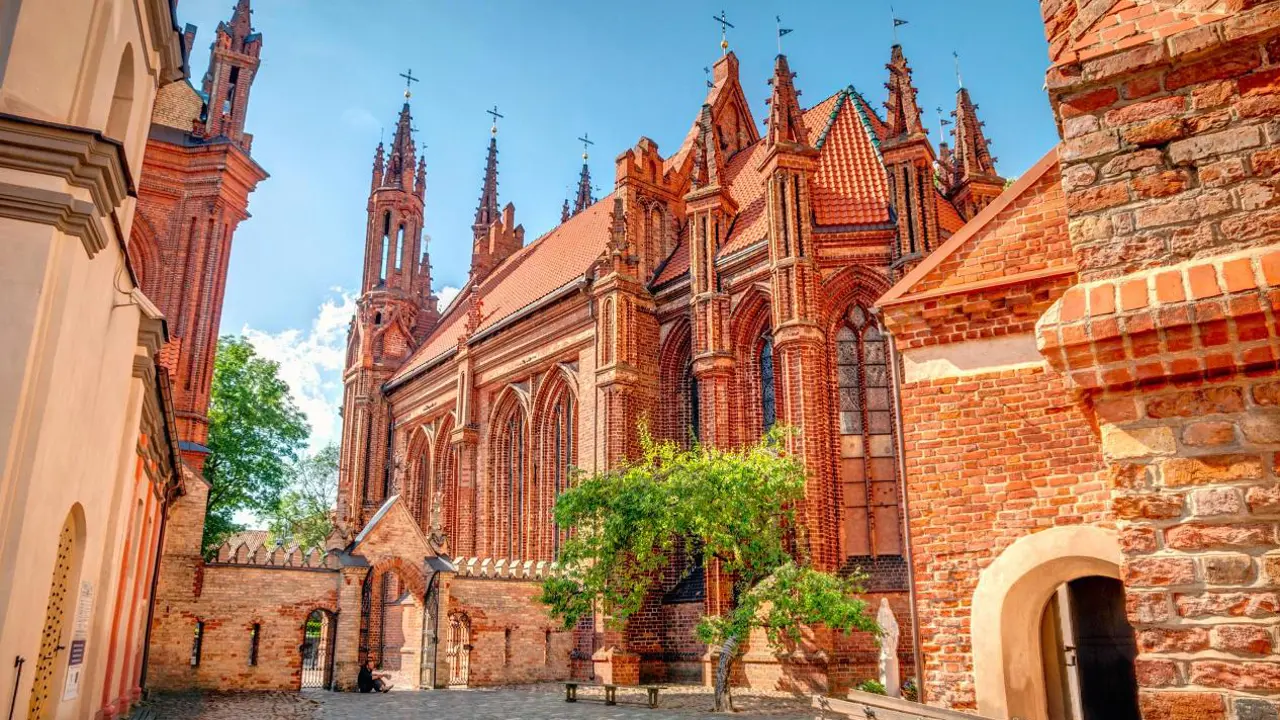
[878,147,1064,307]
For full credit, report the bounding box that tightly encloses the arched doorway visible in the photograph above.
[300,609,336,690]
[1041,576,1139,720]
[972,526,1132,720]
[445,612,471,686]
[358,560,427,689]
[28,510,83,720]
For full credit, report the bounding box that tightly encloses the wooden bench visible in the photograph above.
[564,682,663,708]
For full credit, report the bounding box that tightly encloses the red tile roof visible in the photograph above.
[392,197,615,381]
[396,86,894,378]
[809,91,891,228]
[936,190,966,235]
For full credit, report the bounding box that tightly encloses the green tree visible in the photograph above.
[203,336,310,554]
[540,427,877,711]
[267,443,339,550]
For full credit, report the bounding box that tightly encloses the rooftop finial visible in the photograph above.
[578,132,593,161]
[399,68,419,99]
[712,10,733,56]
[776,15,793,54]
[891,6,908,43]
[953,51,964,89]
[937,105,952,139]
[486,104,503,136]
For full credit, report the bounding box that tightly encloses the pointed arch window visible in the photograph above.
[759,330,776,433]
[380,211,392,283]
[395,224,405,271]
[503,412,526,559]
[836,305,903,581]
[685,358,700,443]
[532,381,578,560]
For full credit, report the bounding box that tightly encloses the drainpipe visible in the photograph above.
[876,309,925,704]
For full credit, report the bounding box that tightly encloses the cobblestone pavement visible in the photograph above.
[140,684,820,719]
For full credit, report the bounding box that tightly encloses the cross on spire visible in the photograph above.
[486,105,504,135]
[712,10,733,55]
[399,68,419,99]
[953,51,964,88]
[578,132,594,160]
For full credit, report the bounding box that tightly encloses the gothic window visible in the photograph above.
[395,224,405,271]
[836,305,903,579]
[380,211,391,283]
[759,331,776,432]
[686,358,700,443]
[547,390,576,558]
[600,298,615,365]
[503,411,526,559]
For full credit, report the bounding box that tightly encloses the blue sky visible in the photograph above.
[175,0,1058,451]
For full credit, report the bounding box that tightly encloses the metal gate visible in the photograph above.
[28,518,75,720]
[300,609,335,689]
[445,613,470,686]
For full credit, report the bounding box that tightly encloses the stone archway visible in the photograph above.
[971,526,1123,720]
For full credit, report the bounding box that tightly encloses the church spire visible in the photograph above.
[764,53,807,149]
[472,107,502,241]
[952,87,998,181]
[383,102,417,191]
[946,85,1005,220]
[573,133,595,215]
[884,45,925,141]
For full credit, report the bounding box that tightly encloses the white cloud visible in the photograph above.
[242,288,354,453]
[241,285,461,457]
[436,285,461,312]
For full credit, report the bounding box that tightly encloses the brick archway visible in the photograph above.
[360,556,428,672]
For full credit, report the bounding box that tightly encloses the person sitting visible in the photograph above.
[357,661,394,693]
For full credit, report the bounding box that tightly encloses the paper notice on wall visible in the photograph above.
[61,582,94,702]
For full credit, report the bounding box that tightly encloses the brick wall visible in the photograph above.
[1035,1,1280,716]
[443,576,575,685]
[146,564,338,691]
[899,364,1108,710]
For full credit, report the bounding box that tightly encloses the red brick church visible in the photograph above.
[142,3,1280,719]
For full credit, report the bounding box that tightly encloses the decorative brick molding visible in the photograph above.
[448,556,556,581]
[1038,246,1280,389]
[209,541,340,570]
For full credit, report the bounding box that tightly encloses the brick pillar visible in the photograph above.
[333,564,370,691]
[1036,3,1280,716]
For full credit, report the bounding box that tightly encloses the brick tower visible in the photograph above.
[337,93,437,533]
[760,52,839,570]
[200,0,261,151]
[131,0,266,472]
[881,45,939,273]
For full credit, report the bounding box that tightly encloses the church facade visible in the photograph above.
[328,43,1004,691]
[137,2,1280,719]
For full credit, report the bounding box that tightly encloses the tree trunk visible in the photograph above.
[713,633,740,713]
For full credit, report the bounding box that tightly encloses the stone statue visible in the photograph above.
[428,487,449,554]
[877,598,901,698]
